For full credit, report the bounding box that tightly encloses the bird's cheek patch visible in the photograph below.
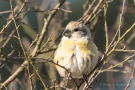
[81,30,87,36]
[62,29,71,38]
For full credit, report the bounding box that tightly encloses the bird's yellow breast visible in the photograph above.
[61,39,90,52]
[55,38,97,61]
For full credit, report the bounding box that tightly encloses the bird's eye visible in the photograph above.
[74,28,79,32]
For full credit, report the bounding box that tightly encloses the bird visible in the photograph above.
[54,21,98,79]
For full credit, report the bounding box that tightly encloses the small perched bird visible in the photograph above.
[54,21,98,79]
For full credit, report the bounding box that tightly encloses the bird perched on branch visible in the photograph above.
[54,21,98,79]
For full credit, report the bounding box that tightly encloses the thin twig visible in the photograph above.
[114,49,135,53]
[31,0,65,56]
[125,63,135,90]
[0,0,28,35]
[101,53,135,72]
[104,5,109,49]
[37,37,52,53]
[0,0,66,89]
[106,23,135,57]
[84,0,103,24]
[28,34,39,51]
[10,0,34,89]
[78,0,96,22]
[1,29,16,48]
[39,48,57,54]
[19,8,72,13]
[118,0,126,38]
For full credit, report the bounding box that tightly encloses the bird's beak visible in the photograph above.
[62,29,71,38]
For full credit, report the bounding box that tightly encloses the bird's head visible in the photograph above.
[62,21,91,39]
